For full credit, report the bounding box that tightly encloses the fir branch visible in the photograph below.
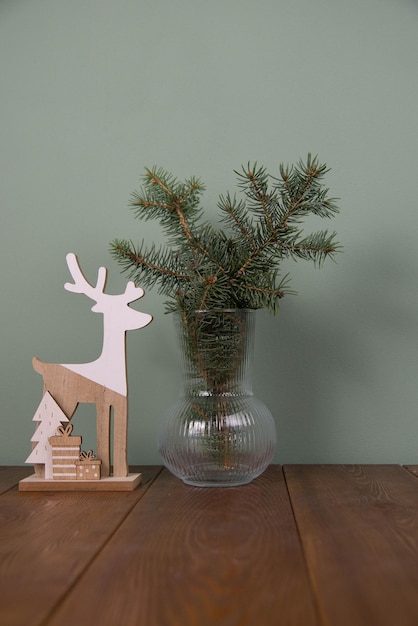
[110,155,341,314]
[235,163,275,232]
[218,193,258,251]
[110,239,193,290]
[278,230,340,264]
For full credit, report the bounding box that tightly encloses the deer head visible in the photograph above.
[64,253,151,331]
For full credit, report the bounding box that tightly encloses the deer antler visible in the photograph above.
[64,253,107,300]
[64,253,145,305]
[123,281,144,303]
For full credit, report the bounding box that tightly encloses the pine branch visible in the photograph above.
[110,239,193,292]
[110,155,341,314]
[278,230,341,264]
[130,167,205,240]
[235,162,276,232]
[218,193,258,251]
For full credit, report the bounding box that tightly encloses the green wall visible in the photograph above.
[1,0,417,466]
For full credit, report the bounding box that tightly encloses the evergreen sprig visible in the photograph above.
[110,154,341,313]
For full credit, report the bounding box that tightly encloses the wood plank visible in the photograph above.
[404,465,418,480]
[0,466,162,626]
[0,466,32,494]
[285,464,418,626]
[46,466,318,626]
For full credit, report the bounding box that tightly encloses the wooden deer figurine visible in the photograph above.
[32,252,152,479]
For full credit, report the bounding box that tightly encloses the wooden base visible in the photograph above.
[18,472,142,492]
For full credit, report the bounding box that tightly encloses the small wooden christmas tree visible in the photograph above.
[25,391,69,479]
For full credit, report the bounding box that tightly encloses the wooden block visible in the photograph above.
[18,472,142,492]
[49,424,82,449]
[52,465,77,480]
[51,446,81,479]
[49,423,82,480]
[76,460,101,480]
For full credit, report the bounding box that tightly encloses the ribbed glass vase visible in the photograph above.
[158,309,276,487]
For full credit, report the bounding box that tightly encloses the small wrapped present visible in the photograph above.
[76,450,101,480]
[49,423,82,480]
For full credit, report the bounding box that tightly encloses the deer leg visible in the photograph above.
[96,399,111,477]
[112,394,128,477]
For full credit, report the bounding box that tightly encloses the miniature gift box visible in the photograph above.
[49,423,82,480]
[76,450,101,480]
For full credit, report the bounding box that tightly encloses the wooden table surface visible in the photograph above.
[2,464,418,626]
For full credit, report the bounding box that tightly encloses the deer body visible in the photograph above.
[32,253,152,478]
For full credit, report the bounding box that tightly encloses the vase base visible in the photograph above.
[182,477,254,488]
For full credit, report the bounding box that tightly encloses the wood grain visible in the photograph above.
[19,472,142,491]
[0,466,162,626]
[6,464,418,626]
[47,466,318,626]
[0,466,32,494]
[404,465,418,480]
[285,464,418,626]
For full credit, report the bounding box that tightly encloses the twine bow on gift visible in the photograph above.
[57,423,74,437]
[79,450,96,461]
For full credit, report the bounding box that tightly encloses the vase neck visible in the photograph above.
[173,309,256,396]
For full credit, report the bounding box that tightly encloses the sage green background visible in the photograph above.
[1,0,417,466]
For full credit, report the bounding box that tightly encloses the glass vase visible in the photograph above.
[158,309,276,487]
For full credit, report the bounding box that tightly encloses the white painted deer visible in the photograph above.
[32,252,152,478]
